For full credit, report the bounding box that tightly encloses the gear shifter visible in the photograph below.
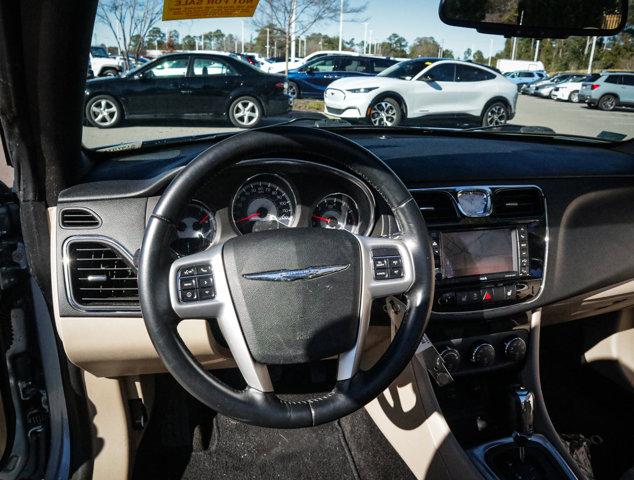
[512,387,534,462]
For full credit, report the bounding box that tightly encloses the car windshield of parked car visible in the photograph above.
[82,0,634,150]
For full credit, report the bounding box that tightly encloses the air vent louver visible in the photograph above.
[492,188,544,217]
[66,240,138,309]
[60,208,100,228]
[410,191,459,222]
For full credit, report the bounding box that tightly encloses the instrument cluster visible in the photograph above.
[169,160,376,257]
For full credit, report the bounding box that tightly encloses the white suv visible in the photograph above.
[324,59,518,127]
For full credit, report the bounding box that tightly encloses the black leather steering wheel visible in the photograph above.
[139,126,433,428]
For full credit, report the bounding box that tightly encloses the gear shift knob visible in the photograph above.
[514,387,534,436]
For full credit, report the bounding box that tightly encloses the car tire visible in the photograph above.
[368,98,402,127]
[228,96,263,128]
[85,95,122,128]
[569,91,580,103]
[287,82,300,100]
[598,94,617,111]
[101,68,119,77]
[549,91,557,100]
[481,101,509,127]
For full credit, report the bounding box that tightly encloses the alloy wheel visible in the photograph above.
[233,100,259,127]
[287,83,298,99]
[570,92,579,103]
[601,96,616,110]
[370,101,398,126]
[89,99,119,127]
[485,105,508,127]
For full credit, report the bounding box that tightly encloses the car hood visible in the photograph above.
[327,76,406,91]
[86,76,126,90]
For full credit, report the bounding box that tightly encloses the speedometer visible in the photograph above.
[231,174,297,235]
[311,193,360,233]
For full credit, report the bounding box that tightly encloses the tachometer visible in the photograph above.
[311,193,360,233]
[170,202,216,256]
[232,174,297,235]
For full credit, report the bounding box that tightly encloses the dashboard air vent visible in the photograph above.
[410,190,459,222]
[492,188,544,217]
[60,208,101,228]
[65,240,138,309]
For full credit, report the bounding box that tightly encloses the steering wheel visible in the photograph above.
[139,126,433,428]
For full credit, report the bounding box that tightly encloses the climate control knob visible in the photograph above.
[470,342,495,367]
[504,336,527,362]
[439,347,461,372]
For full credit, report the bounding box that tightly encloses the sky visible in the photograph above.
[92,0,507,59]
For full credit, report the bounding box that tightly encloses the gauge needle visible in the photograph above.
[199,213,209,224]
[312,215,332,224]
[237,212,262,223]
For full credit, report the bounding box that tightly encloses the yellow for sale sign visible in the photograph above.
[162,0,260,20]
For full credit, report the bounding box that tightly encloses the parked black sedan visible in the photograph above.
[84,53,291,129]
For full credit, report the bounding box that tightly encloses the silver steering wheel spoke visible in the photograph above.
[168,244,273,392]
[337,236,415,381]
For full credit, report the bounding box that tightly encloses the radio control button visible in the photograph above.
[438,292,456,306]
[180,289,198,302]
[179,277,197,291]
[374,269,389,280]
[180,266,197,277]
[456,291,470,305]
[388,267,403,278]
[388,257,402,268]
[373,258,388,269]
[468,290,480,303]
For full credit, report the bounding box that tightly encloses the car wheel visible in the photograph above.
[229,96,262,128]
[85,95,122,128]
[101,68,119,77]
[598,94,617,111]
[369,98,402,127]
[549,91,557,100]
[287,82,300,100]
[569,91,580,103]
[481,101,509,127]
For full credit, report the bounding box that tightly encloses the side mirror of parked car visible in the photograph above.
[306,66,318,74]
[419,74,433,82]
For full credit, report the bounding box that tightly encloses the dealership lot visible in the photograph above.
[82,95,634,149]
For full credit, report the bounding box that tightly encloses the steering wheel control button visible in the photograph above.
[179,277,197,290]
[197,264,212,275]
[180,289,198,302]
[197,275,214,288]
[372,249,404,281]
[374,268,389,280]
[373,258,388,269]
[198,287,215,300]
[389,266,404,278]
[180,266,197,277]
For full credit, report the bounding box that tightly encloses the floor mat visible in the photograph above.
[132,375,415,480]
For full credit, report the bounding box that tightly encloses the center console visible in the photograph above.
[421,186,547,313]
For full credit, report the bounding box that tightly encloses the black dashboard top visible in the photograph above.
[62,131,634,202]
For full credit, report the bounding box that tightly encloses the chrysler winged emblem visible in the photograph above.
[242,264,349,282]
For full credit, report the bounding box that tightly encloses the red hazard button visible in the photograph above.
[481,289,494,302]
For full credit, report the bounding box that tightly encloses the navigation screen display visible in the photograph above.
[441,229,517,278]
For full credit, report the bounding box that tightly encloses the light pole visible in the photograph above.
[241,20,245,54]
[534,39,540,62]
[488,38,493,65]
[363,22,368,54]
[290,0,297,62]
[587,36,597,73]
[338,0,344,51]
[266,28,270,58]
[368,30,373,54]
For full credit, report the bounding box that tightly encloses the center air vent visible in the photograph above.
[410,190,459,223]
[60,208,101,228]
[65,239,138,310]
[492,188,544,217]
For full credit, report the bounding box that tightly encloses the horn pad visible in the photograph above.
[222,228,361,364]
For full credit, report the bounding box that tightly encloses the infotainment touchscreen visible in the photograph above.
[440,229,518,279]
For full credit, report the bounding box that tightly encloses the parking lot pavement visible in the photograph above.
[512,95,634,139]
[82,95,634,149]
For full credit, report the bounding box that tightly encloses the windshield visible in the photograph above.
[377,59,436,79]
[83,0,634,149]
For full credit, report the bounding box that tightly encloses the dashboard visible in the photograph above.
[50,129,634,377]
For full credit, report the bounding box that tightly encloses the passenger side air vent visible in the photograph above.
[410,190,459,222]
[492,188,544,217]
[65,240,139,310]
[60,208,101,228]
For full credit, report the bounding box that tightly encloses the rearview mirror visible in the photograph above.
[438,0,628,38]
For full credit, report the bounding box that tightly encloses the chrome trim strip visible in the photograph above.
[62,235,140,313]
[409,185,548,315]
